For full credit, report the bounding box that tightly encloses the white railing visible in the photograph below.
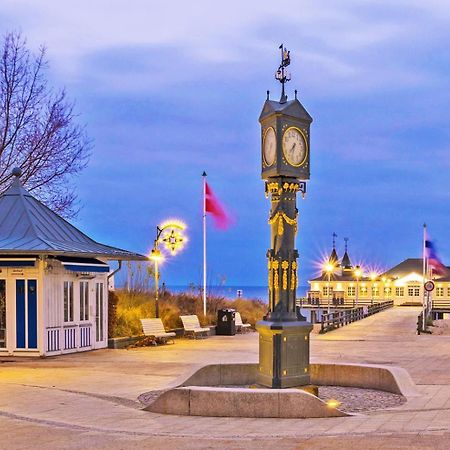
[79,324,92,348]
[47,327,61,352]
[46,323,93,354]
[64,325,77,350]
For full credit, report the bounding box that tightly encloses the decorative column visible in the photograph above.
[256,178,312,388]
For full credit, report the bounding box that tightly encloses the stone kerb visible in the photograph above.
[146,386,348,418]
[145,362,420,418]
[310,363,421,398]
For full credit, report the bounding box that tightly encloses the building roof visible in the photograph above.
[259,99,313,122]
[310,258,450,284]
[380,258,423,278]
[341,251,352,270]
[381,258,450,281]
[0,170,147,260]
[329,248,339,265]
[309,273,371,282]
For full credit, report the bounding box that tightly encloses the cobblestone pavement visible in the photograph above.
[3,307,450,449]
[318,386,406,413]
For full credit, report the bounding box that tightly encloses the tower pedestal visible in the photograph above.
[256,319,313,388]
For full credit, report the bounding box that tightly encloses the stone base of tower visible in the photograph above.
[256,319,313,388]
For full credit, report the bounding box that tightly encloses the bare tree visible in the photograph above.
[0,31,91,217]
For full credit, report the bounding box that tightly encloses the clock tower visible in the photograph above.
[256,45,313,389]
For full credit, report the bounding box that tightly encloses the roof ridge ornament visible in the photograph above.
[275,44,291,104]
[12,167,22,178]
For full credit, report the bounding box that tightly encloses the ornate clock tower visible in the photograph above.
[256,45,313,388]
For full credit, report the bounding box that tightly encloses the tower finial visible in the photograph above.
[344,237,349,252]
[12,167,22,178]
[275,44,291,104]
[332,232,337,250]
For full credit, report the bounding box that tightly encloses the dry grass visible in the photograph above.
[109,289,267,338]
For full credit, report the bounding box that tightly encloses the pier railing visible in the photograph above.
[319,300,393,334]
[297,297,392,308]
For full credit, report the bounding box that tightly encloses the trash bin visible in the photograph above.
[216,309,236,336]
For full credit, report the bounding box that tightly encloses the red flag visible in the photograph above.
[205,182,231,229]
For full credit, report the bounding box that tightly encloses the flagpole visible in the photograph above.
[202,171,207,317]
[422,223,427,332]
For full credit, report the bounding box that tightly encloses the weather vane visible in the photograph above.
[275,44,291,103]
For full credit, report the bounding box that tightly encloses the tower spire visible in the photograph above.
[328,232,339,266]
[275,44,291,103]
[341,237,353,271]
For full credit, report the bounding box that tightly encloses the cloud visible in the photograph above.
[2,0,450,285]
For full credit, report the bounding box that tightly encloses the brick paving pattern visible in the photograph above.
[2,307,450,449]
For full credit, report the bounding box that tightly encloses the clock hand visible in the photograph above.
[290,143,296,153]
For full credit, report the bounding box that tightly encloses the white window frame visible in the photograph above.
[64,281,74,323]
[79,281,89,321]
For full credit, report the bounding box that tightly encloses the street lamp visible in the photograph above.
[354,266,362,308]
[324,262,334,314]
[149,220,187,318]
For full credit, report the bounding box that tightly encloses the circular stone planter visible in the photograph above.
[143,362,420,419]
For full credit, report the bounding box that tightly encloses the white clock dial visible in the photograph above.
[282,127,307,166]
[263,127,276,166]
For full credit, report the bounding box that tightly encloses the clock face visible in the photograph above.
[263,127,276,166]
[282,127,307,166]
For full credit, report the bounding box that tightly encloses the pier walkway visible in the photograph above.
[2,307,450,449]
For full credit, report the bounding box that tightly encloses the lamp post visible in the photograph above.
[370,272,377,306]
[324,262,334,314]
[149,220,187,318]
[354,266,362,308]
[149,248,164,318]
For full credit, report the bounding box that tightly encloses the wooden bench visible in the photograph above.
[180,315,210,338]
[140,318,176,344]
[235,312,251,332]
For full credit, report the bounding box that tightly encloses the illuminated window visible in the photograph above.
[372,287,379,297]
[408,286,420,296]
[360,286,368,296]
[80,281,89,321]
[347,286,356,296]
[384,287,392,296]
[395,287,404,297]
[64,281,74,322]
[436,287,444,297]
[323,286,333,296]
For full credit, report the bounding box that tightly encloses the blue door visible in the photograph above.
[27,280,37,349]
[16,280,37,349]
[16,280,25,348]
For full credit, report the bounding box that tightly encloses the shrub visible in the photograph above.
[111,290,155,338]
[110,288,268,338]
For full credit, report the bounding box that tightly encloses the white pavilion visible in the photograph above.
[0,168,146,356]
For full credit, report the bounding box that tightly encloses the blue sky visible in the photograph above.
[2,0,450,287]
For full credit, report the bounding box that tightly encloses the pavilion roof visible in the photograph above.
[0,171,147,261]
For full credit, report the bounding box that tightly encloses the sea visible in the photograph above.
[167,285,310,302]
